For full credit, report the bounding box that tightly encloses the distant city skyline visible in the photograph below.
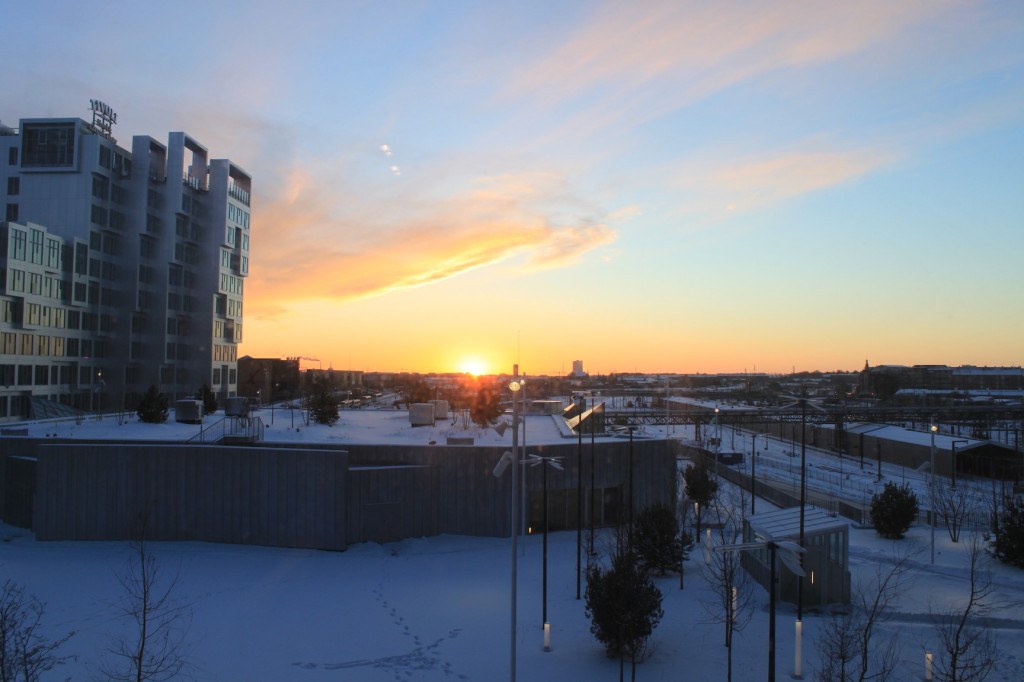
[5,1,1022,375]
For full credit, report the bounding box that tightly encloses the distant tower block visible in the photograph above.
[571,360,588,378]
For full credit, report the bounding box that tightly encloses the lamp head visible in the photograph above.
[492,451,513,477]
[509,381,521,393]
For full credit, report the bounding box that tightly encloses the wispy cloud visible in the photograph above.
[683,145,899,214]
[497,1,955,142]
[245,170,618,315]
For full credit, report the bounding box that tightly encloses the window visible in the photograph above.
[67,310,80,329]
[26,303,40,325]
[18,365,32,385]
[75,243,88,275]
[91,204,107,226]
[37,336,49,356]
[67,338,78,357]
[29,273,42,295]
[10,229,26,260]
[0,301,14,323]
[11,269,24,292]
[5,204,17,222]
[21,122,75,167]
[20,334,33,355]
[35,365,48,385]
[99,146,111,169]
[92,175,109,200]
[5,177,18,195]
[45,239,61,268]
[1,333,16,354]
[29,228,43,264]
[7,147,16,165]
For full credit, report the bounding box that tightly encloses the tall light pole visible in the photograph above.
[716,539,805,682]
[527,453,563,631]
[951,439,968,489]
[930,422,937,565]
[751,434,757,515]
[575,396,583,600]
[508,368,522,682]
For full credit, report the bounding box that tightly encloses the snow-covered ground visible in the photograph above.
[3,407,1024,680]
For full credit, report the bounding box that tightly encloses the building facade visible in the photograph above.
[0,109,251,420]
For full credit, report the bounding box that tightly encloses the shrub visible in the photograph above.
[136,385,169,424]
[305,378,340,426]
[870,482,919,539]
[585,547,664,661]
[632,504,688,575]
[991,496,1024,569]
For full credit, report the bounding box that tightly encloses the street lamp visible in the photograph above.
[716,539,805,682]
[575,395,584,600]
[951,440,969,489]
[930,422,938,565]
[526,453,563,632]
[751,434,758,515]
[491,368,522,682]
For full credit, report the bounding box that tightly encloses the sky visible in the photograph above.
[3,1,1023,375]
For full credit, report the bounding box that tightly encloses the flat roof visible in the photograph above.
[746,506,848,541]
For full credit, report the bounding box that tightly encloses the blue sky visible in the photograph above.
[4,1,1022,374]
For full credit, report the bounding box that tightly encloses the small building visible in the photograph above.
[740,507,851,607]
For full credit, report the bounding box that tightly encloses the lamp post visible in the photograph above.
[628,425,636,531]
[716,539,805,682]
[751,434,757,515]
[527,453,563,631]
[951,439,968,489]
[575,396,583,600]
[930,422,937,565]
[508,369,522,682]
[714,407,721,477]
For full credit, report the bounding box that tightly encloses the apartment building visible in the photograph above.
[0,107,251,420]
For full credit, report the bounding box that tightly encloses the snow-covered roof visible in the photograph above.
[746,506,848,541]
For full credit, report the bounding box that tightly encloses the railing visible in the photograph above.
[186,414,265,444]
[183,174,208,192]
[228,183,250,206]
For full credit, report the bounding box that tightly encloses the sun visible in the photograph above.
[459,358,488,376]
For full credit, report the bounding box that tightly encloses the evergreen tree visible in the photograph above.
[136,386,169,424]
[991,496,1024,569]
[469,385,502,428]
[632,504,688,576]
[870,482,919,539]
[195,384,217,416]
[684,462,718,537]
[585,546,664,672]
[306,377,340,426]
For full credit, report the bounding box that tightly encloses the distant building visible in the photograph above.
[237,357,301,404]
[570,359,588,378]
[0,106,251,420]
[860,361,1024,397]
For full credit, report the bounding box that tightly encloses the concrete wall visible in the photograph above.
[33,444,349,550]
[6,436,677,550]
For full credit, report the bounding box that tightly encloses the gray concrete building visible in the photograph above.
[0,107,251,420]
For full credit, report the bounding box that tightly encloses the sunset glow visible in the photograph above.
[9,1,1021,374]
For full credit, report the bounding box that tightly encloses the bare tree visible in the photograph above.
[931,535,996,682]
[102,515,192,682]
[814,549,911,682]
[0,580,74,682]
[701,486,754,682]
[934,482,977,543]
